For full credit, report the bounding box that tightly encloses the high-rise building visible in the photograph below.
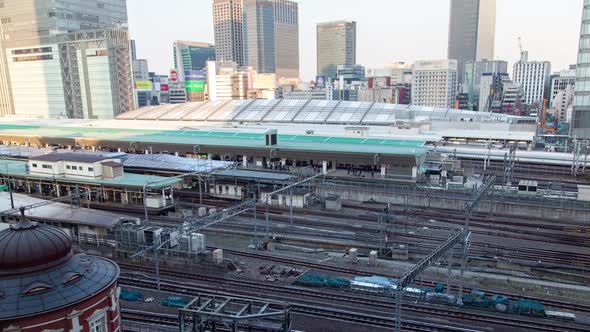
[0,0,130,118]
[173,41,216,82]
[130,39,137,60]
[243,0,299,80]
[412,59,458,108]
[316,21,356,79]
[213,0,244,66]
[479,72,509,113]
[550,66,576,106]
[512,52,551,106]
[573,0,590,138]
[448,0,496,85]
[464,59,508,110]
[552,85,574,125]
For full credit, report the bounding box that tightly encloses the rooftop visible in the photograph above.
[31,153,113,163]
[0,123,427,157]
[0,192,130,228]
[0,159,182,188]
[213,169,295,182]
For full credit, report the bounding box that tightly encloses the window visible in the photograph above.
[1,17,10,24]
[89,315,107,332]
[42,164,52,169]
[66,165,71,169]
[88,167,93,172]
[32,163,37,168]
[71,166,77,170]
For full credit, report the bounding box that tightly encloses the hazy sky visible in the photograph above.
[127,0,583,80]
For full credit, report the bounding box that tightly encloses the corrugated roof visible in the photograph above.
[0,192,128,228]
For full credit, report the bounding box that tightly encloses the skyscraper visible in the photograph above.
[213,0,244,66]
[243,0,299,80]
[573,0,590,138]
[317,21,356,79]
[412,60,458,108]
[0,0,130,118]
[448,0,496,85]
[173,41,216,81]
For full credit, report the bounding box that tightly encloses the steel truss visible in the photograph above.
[394,230,465,332]
[179,294,291,332]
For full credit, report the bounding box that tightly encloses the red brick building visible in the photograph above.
[0,210,120,332]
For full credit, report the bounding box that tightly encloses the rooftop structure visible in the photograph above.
[0,212,120,331]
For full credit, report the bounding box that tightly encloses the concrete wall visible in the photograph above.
[324,186,590,224]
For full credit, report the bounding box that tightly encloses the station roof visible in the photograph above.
[0,124,427,157]
[123,153,233,173]
[212,169,295,182]
[116,99,532,125]
[0,193,129,228]
[31,153,113,163]
[0,159,181,188]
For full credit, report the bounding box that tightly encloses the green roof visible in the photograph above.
[0,159,181,188]
[0,124,426,157]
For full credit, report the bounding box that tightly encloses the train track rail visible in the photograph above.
[117,263,588,332]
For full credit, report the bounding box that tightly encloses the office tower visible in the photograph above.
[501,81,524,114]
[243,0,299,80]
[464,59,508,110]
[173,40,216,82]
[316,21,356,79]
[479,72,509,113]
[448,0,496,85]
[412,60,458,108]
[213,0,244,66]
[0,0,130,118]
[512,52,551,106]
[574,0,590,137]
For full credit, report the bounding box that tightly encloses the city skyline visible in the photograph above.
[128,0,582,80]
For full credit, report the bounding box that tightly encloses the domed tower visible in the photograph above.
[0,209,120,332]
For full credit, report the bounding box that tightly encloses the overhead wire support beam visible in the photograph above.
[0,188,100,216]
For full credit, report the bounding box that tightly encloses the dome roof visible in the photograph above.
[0,209,72,276]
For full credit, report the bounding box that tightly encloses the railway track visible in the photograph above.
[117,263,589,332]
[140,202,590,270]
[202,247,590,314]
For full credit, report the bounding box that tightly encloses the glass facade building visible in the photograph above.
[317,21,356,79]
[0,0,129,116]
[173,41,216,81]
[448,0,496,85]
[0,0,131,118]
[573,0,590,138]
[243,0,299,80]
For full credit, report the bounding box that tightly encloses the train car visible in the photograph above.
[350,281,389,294]
[545,310,576,322]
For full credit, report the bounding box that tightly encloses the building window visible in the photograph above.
[42,164,52,169]
[32,163,37,168]
[88,167,93,172]
[66,165,71,169]
[0,17,10,24]
[90,314,107,332]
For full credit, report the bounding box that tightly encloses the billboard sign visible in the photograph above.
[316,75,326,89]
[185,70,206,92]
[186,81,205,92]
[134,80,153,91]
[170,69,178,83]
[185,70,206,81]
[160,84,169,92]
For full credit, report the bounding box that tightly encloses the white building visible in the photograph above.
[512,52,551,106]
[550,66,576,106]
[551,85,574,124]
[169,89,188,104]
[207,61,254,101]
[412,60,458,108]
[7,29,134,119]
[283,89,328,100]
[132,59,149,81]
[29,154,123,180]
